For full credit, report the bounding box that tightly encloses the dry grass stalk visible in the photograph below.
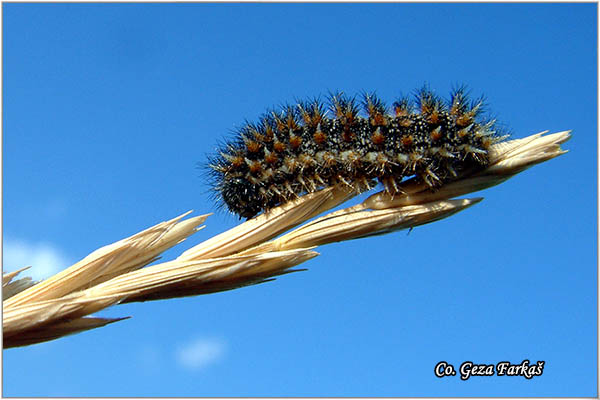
[177,185,357,260]
[3,267,30,286]
[3,249,317,337]
[4,212,209,308]
[6,317,130,349]
[242,198,482,254]
[3,267,36,301]
[3,131,570,348]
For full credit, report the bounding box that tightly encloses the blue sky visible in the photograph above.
[2,3,597,397]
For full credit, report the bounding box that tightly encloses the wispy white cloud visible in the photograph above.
[175,337,226,370]
[3,239,72,281]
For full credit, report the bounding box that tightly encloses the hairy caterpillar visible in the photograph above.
[209,87,507,218]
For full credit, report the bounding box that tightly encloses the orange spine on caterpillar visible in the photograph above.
[208,86,508,218]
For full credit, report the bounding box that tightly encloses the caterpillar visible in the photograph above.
[209,87,507,219]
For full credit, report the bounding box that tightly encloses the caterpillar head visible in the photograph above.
[221,177,262,219]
